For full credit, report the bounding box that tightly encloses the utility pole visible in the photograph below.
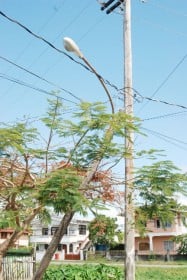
[100,1,134,279]
[123,1,135,279]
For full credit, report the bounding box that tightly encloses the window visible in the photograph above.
[42,228,48,235]
[155,220,172,229]
[69,226,76,235]
[139,242,150,251]
[163,221,172,228]
[155,219,161,228]
[164,241,174,251]
[37,244,45,251]
[69,243,73,253]
[58,244,62,251]
[51,227,58,235]
[79,225,86,235]
[64,228,68,235]
[1,232,7,239]
[44,244,49,250]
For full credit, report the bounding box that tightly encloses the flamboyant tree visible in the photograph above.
[0,122,43,278]
[32,100,139,280]
[0,96,139,280]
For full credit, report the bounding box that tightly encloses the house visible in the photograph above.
[135,213,187,259]
[30,213,91,261]
[0,228,29,248]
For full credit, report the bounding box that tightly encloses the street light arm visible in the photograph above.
[81,56,114,114]
[63,37,114,114]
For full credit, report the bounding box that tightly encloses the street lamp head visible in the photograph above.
[63,37,83,58]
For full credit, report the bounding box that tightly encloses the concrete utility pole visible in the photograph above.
[123,1,135,280]
[100,1,134,279]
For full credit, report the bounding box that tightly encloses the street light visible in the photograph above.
[63,37,114,114]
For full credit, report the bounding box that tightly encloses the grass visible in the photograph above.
[136,259,187,265]
[136,267,187,280]
[86,253,187,266]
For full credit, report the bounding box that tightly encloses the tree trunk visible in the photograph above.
[0,206,42,278]
[32,148,106,280]
[0,229,23,275]
[32,211,75,280]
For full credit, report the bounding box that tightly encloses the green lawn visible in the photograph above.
[136,267,187,280]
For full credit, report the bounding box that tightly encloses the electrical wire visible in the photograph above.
[142,127,187,151]
[0,11,92,70]
[19,0,94,76]
[137,53,187,113]
[0,73,78,105]
[119,87,187,110]
[5,0,67,68]
[142,110,187,121]
[0,10,120,93]
[0,55,82,102]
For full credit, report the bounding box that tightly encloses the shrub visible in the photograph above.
[43,264,123,280]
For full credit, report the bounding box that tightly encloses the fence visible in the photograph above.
[2,256,34,280]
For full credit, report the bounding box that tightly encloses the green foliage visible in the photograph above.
[38,168,87,214]
[43,264,123,280]
[56,101,140,168]
[6,246,33,256]
[41,97,64,129]
[174,234,187,255]
[0,210,20,229]
[88,215,119,247]
[0,122,38,154]
[42,265,187,280]
[37,208,52,225]
[134,160,187,231]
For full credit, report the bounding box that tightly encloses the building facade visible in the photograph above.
[0,228,29,248]
[30,214,90,261]
[135,214,187,259]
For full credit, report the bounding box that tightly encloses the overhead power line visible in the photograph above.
[0,11,94,70]
[119,87,187,110]
[138,53,187,113]
[142,110,187,121]
[0,73,78,104]
[142,127,187,151]
[0,10,119,93]
[0,55,82,102]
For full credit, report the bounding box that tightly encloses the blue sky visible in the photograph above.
[0,0,187,174]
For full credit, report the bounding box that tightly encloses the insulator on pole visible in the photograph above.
[101,0,116,11]
[106,0,124,14]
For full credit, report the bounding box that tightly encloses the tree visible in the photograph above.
[0,122,44,278]
[0,96,66,276]
[33,101,139,280]
[88,214,120,251]
[174,234,187,255]
[0,96,139,279]
[134,160,187,234]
